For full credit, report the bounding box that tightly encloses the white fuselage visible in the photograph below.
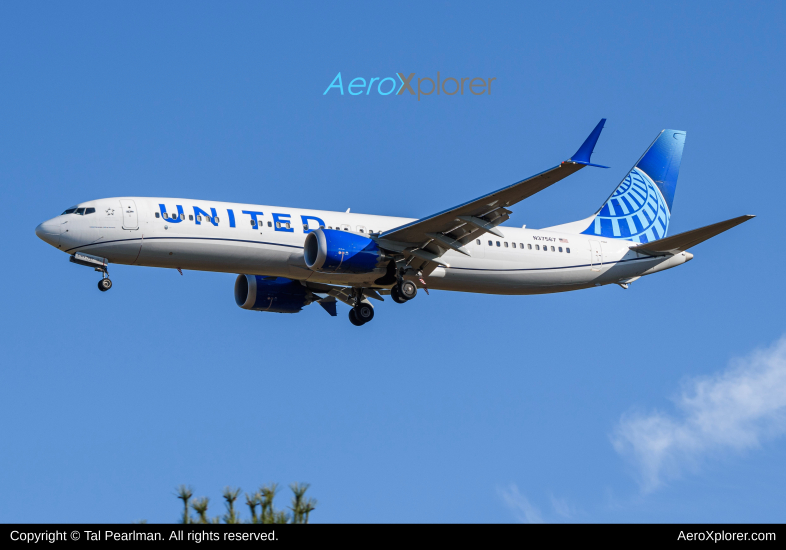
[37,197,690,294]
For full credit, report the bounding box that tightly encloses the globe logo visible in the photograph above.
[582,167,670,243]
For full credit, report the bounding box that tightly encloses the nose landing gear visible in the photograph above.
[70,253,113,292]
[98,275,113,292]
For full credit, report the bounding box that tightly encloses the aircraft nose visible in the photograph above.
[35,219,60,247]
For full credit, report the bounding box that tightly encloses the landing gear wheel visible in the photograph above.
[399,280,417,301]
[348,308,365,326]
[98,278,113,292]
[391,286,407,304]
[354,304,374,323]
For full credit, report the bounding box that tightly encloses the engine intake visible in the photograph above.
[234,275,309,314]
[304,228,385,274]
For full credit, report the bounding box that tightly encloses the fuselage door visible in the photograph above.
[590,240,603,271]
[120,199,138,230]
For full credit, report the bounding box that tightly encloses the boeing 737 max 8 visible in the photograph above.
[34,120,753,325]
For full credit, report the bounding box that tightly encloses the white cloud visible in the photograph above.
[612,335,786,492]
[497,484,543,523]
[549,494,574,519]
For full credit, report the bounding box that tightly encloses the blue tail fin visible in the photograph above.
[581,130,686,243]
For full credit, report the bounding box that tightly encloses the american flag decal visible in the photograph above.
[559,238,569,243]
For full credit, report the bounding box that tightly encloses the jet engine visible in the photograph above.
[234,275,310,313]
[304,228,387,274]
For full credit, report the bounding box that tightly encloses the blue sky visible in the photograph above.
[1,1,785,523]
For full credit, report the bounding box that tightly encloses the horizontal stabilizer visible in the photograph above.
[631,215,754,256]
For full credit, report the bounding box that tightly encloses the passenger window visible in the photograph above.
[284,222,289,229]
[476,239,480,245]
[75,208,85,215]
[155,212,160,218]
[512,243,516,248]
[559,247,563,252]
[180,213,185,220]
[163,212,169,219]
[535,245,540,250]
[566,248,571,253]
[320,225,325,229]
[61,207,77,215]
[520,243,524,249]
[268,221,272,227]
[251,220,256,226]
[488,240,492,246]
[189,215,193,221]
[359,228,364,233]
[528,244,532,250]
[551,246,555,251]
[504,242,509,248]
[496,241,500,247]
[196,215,202,222]
[84,207,95,215]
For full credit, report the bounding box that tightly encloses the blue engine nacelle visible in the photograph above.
[304,228,385,274]
[234,275,309,314]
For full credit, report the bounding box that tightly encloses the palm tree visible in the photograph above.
[174,483,315,524]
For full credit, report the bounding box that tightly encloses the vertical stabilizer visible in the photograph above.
[580,130,686,243]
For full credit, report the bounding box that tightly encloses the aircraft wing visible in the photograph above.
[631,215,755,256]
[377,119,608,270]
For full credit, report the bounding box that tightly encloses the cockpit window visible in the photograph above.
[75,207,86,215]
[84,207,95,215]
[62,207,77,215]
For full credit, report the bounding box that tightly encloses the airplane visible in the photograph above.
[35,119,753,326]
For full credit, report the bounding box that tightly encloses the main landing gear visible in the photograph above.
[348,289,376,326]
[391,279,417,304]
[349,303,374,326]
[346,276,421,326]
